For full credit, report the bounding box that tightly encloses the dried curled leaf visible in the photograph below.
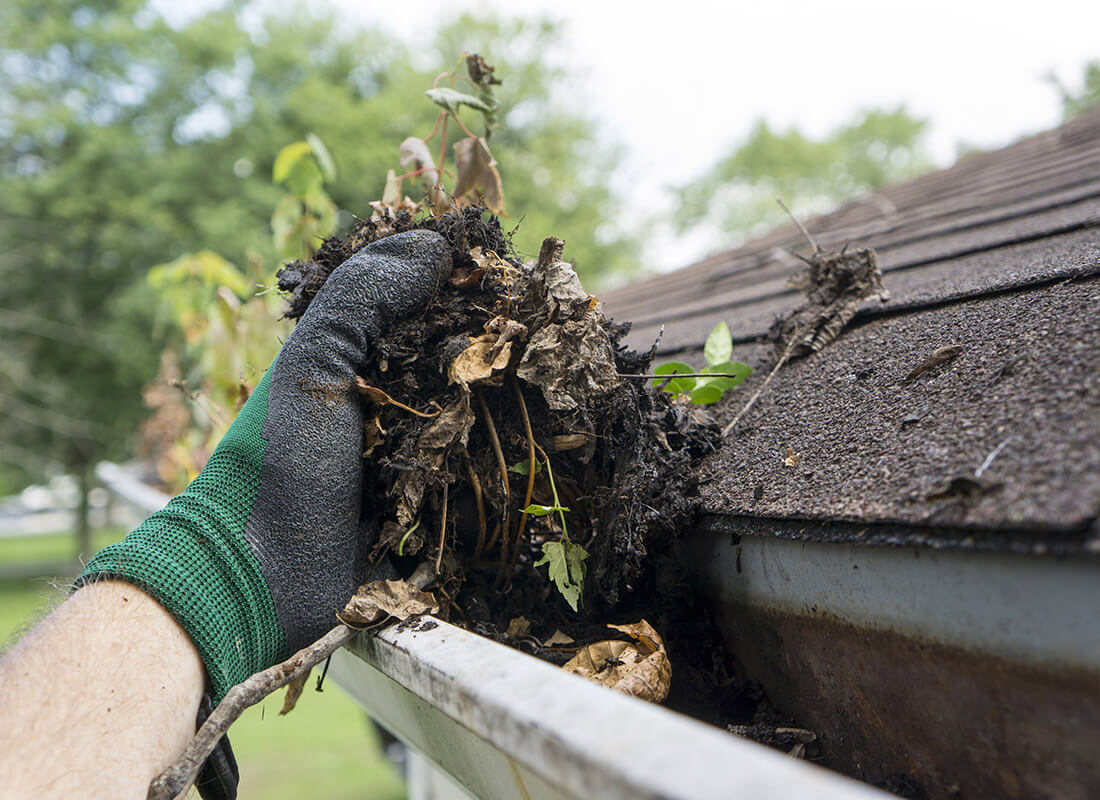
[517,315,620,411]
[337,579,438,628]
[391,397,475,526]
[562,619,671,703]
[280,671,311,716]
[363,415,386,457]
[544,630,575,646]
[505,616,531,639]
[449,333,514,388]
[453,137,504,214]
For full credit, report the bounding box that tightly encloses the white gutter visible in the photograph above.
[95,461,890,797]
[94,461,170,514]
[330,617,890,800]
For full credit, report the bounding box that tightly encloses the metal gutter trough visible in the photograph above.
[96,460,887,799]
[329,617,890,800]
[685,517,1100,799]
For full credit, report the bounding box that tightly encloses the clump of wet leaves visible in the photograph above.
[277,209,717,626]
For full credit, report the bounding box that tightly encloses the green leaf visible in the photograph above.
[704,321,733,367]
[652,361,697,396]
[521,503,568,516]
[702,360,754,391]
[305,132,336,182]
[425,87,494,115]
[284,158,323,197]
[272,141,312,183]
[534,538,588,612]
[508,460,542,476]
[689,384,724,405]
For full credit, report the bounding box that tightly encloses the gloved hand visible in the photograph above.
[80,230,451,701]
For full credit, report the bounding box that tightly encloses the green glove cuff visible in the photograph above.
[78,369,284,702]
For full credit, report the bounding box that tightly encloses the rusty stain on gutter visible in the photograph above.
[685,529,1100,799]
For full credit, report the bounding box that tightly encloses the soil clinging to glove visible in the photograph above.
[278,208,742,726]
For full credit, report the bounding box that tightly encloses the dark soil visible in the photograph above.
[277,207,806,748]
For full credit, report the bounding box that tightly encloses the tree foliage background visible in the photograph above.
[673,107,932,245]
[0,1,637,494]
[1,0,1095,499]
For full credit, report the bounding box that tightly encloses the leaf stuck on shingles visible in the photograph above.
[562,619,671,703]
[337,579,438,628]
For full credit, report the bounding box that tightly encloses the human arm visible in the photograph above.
[0,230,451,799]
[0,580,205,799]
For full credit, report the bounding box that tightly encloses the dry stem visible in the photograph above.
[149,566,438,799]
[477,392,511,566]
[147,625,357,800]
[465,454,488,559]
[721,336,798,437]
[504,378,537,580]
[619,372,749,380]
[435,483,449,574]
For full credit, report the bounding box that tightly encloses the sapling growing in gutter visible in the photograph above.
[652,322,753,405]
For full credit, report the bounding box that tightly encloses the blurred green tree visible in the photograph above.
[1049,60,1100,119]
[0,2,637,508]
[673,106,930,244]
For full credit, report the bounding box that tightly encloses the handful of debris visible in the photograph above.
[278,208,716,621]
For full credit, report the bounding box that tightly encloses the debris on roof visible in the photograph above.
[605,108,1100,546]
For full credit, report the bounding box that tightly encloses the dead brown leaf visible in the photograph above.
[449,333,514,388]
[392,397,475,525]
[783,447,801,467]
[562,619,671,703]
[337,579,438,628]
[902,344,963,385]
[280,670,311,715]
[447,265,486,289]
[453,137,504,214]
[544,630,575,646]
[516,313,620,411]
[506,616,531,639]
[551,434,588,451]
[363,415,386,457]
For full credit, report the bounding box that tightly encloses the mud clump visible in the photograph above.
[279,209,716,611]
[278,208,761,725]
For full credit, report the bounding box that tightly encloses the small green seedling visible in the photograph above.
[652,322,753,405]
[522,454,588,612]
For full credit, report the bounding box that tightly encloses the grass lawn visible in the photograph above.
[0,528,126,567]
[0,531,406,800]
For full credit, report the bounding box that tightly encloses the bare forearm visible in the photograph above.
[0,580,205,799]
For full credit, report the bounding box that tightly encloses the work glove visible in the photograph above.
[78,230,451,794]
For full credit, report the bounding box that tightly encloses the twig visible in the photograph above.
[975,438,1011,479]
[170,379,230,432]
[466,454,488,560]
[355,377,442,418]
[477,392,510,563]
[778,198,820,253]
[435,483,449,574]
[485,520,501,552]
[721,336,798,437]
[148,625,357,800]
[619,372,747,380]
[503,379,537,582]
[149,567,439,800]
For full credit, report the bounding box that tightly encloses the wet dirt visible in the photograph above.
[277,208,816,760]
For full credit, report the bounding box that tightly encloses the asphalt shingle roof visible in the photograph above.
[604,109,1100,548]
